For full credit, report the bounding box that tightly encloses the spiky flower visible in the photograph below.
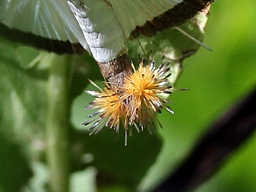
[121,58,174,129]
[83,80,127,134]
[84,58,175,144]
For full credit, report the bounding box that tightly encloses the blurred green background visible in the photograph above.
[0,0,256,192]
[140,0,256,191]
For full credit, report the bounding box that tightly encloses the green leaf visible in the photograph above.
[0,36,46,191]
[0,134,32,192]
[128,10,209,86]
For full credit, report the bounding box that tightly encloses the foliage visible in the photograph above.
[0,1,256,192]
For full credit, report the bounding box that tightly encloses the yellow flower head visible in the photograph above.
[83,81,127,134]
[121,58,174,129]
[84,58,174,144]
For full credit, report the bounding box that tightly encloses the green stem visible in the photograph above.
[44,53,72,192]
[169,61,183,86]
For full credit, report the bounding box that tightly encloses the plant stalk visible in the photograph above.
[45,53,72,192]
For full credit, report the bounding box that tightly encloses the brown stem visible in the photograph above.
[97,53,132,87]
